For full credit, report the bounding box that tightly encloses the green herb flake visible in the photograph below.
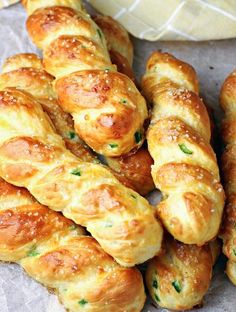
[97,28,103,40]
[152,279,158,289]
[131,194,136,199]
[69,224,77,231]
[109,143,118,148]
[120,99,127,104]
[105,222,113,228]
[134,131,142,144]
[71,169,81,176]
[172,280,182,293]
[78,299,88,306]
[104,68,110,72]
[154,293,160,302]
[27,245,40,257]
[68,131,76,140]
[178,143,193,155]
[233,248,236,256]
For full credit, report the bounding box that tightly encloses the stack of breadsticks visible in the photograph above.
[0,0,234,311]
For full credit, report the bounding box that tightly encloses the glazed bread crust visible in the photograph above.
[0,87,163,267]
[23,1,148,156]
[142,52,224,245]
[93,15,135,82]
[0,53,154,195]
[0,53,95,163]
[0,177,146,312]
[146,237,214,311]
[219,70,236,284]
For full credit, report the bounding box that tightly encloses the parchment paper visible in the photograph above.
[0,3,236,311]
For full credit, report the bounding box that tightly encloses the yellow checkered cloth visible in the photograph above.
[0,0,19,9]
[1,0,236,41]
[88,0,236,41]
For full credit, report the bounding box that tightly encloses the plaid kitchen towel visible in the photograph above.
[87,0,236,41]
[1,0,236,41]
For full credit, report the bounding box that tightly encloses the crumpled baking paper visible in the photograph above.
[0,2,236,312]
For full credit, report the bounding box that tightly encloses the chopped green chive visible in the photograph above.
[69,224,77,231]
[78,299,88,306]
[120,99,127,104]
[152,279,158,289]
[154,294,160,302]
[71,169,81,176]
[105,222,113,228]
[93,158,100,164]
[68,131,76,139]
[27,245,40,257]
[172,280,182,293]
[233,248,236,256]
[109,143,118,148]
[131,194,136,199]
[97,28,103,40]
[178,143,193,155]
[134,131,142,144]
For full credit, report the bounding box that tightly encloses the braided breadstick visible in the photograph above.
[142,52,224,245]
[1,53,95,163]
[23,0,148,157]
[146,237,219,311]
[0,87,163,266]
[0,177,145,311]
[93,15,135,82]
[0,52,154,195]
[219,70,236,284]
[91,16,154,195]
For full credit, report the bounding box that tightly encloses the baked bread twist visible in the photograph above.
[23,0,148,157]
[142,52,224,245]
[91,16,154,195]
[219,70,236,284]
[0,177,146,311]
[1,53,95,163]
[93,15,135,82]
[0,87,163,267]
[0,52,154,195]
[146,237,219,311]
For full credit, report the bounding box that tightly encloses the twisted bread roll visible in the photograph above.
[0,177,145,311]
[142,52,224,245]
[219,70,236,285]
[1,53,95,163]
[0,53,154,195]
[91,16,154,195]
[0,87,163,266]
[23,1,148,157]
[104,148,154,196]
[93,15,135,82]
[146,237,218,311]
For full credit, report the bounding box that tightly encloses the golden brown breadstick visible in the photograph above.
[93,15,135,82]
[219,70,236,285]
[0,177,146,312]
[142,52,224,245]
[1,53,95,163]
[93,16,154,194]
[0,87,163,267]
[23,1,148,157]
[146,237,217,311]
[0,53,154,195]
[104,148,154,196]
